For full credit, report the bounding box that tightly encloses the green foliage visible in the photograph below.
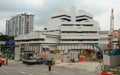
[0,35,14,41]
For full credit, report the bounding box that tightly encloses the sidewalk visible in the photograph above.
[6,60,22,66]
[55,62,100,72]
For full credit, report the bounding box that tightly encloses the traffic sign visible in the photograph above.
[5,41,15,46]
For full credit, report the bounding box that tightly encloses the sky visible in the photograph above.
[0,0,120,34]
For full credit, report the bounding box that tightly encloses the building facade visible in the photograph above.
[45,6,100,44]
[6,13,34,36]
[14,7,110,60]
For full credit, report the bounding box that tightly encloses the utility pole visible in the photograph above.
[107,9,114,50]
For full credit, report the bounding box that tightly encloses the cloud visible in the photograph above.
[25,0,44,7]
[33,0,75,26]
[34,25,44,31]
[0,0,120,34]
[0,0,75,34]
[76,0,120,31]
[0,0,44,11]
[94,11,110,30]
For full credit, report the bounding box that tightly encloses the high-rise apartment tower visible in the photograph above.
[6,13,34,36]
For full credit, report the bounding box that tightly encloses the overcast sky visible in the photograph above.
[0,0,120,34]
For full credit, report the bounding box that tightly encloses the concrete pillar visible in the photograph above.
[15,45,21,60]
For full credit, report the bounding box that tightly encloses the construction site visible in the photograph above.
[25,9,120,75]
[1,6,120,75]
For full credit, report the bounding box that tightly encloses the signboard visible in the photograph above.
[53,50,60,54]
[5,41,15,46]
[3,49,14,54]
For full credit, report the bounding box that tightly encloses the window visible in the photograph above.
[61,24,73,26]
[52,15,71,19]
[61,39,98,41]
[61,31,97,33]
[76,18,88,22]
[76,15,93,19]
[61,18,71,21]
[15,38,45,42]
[61,24,93,26]
[83,24,93,26]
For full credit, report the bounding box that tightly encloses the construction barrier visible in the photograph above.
[79,57,85,62]
[61,59,63,63]
[0,59,5,65]
[101,71,113,75]
[44,60,49,65]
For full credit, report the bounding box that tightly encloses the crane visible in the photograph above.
[92,43,103,59]
[107,9,114,50]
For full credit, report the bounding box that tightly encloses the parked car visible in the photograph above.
[23,57,44,65]
[35,57,44,64]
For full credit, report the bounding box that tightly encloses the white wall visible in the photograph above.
[103,55,120,66]
[15,45,21,60]
[45,36,59,43]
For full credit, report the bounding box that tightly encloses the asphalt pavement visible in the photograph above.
[0,60,98,75]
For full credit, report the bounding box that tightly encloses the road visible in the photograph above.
[0,60,98,75]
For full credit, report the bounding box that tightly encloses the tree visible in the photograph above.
[0,35,14,41]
